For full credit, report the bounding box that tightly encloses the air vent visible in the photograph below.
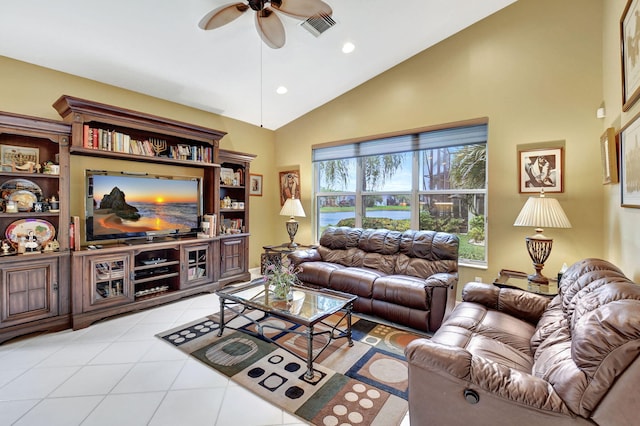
[300,14,336,37]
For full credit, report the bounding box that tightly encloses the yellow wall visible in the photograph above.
[0,55,276,268]
[603,0,640,282]
[276,0,606,289]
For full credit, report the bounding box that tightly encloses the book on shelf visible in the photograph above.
[81,124,213,163]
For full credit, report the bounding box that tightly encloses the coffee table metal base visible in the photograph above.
[218,299,354,380]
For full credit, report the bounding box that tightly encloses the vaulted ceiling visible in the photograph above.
[0,0,517,129]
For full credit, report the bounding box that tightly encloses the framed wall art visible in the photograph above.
[600,127,619,185]
[621,0,640,111]
[518,147,564,193]
[279,170,300,206]
[249,173,263,196]
[619,113,640,207]
[0,145,39,172]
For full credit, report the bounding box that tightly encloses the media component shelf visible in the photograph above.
[71,238,219,329]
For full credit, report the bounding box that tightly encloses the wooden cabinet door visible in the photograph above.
[182,243,212,288]
[220,237,246,278]
[0,258,58,326]
[84,254,133,311]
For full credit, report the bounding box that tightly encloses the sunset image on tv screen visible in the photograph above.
[91,174,199,236]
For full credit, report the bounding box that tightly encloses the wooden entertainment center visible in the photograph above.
[0,96,255,342]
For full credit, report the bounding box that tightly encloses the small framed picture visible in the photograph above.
[619,112,640,207]
[0,145,39,171]
[600,127,618,185]
[518,147,564,193]
[621,0,640,111]
[249,173,263,196]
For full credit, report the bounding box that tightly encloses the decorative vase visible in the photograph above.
[271,282,293,301]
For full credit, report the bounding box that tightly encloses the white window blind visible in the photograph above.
[312,124,487,162]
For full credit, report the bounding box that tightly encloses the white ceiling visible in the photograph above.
[0,0,516,130]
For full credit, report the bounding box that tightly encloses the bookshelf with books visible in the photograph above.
[53,95,224,169]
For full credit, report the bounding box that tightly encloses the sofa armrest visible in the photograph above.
[424,272,457,288]
[405,339,570,414]
[425,273,458,328]
[288,248,321,266]
[462,281,551,324]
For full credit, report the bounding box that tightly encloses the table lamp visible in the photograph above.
[513,190,571,284]
[280,198,306,248]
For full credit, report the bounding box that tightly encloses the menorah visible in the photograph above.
[150,138,167,155]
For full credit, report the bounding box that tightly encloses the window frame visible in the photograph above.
[312,119,488,266]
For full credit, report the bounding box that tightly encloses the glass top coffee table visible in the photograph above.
[215,279,356,379]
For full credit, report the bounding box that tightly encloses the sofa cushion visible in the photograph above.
[559,258,624,313]
[532,273,640,418]
[530,296,565,354]
[319,226,362,250]
[400,229,459,261]
[319,246,363,267]
[431,302,535,372]
[357,228,402,255]
[395,253,457,279]
[362,252,396,274]
[327,267,386,298]
[372,275,430,310]
[296,261,344,286]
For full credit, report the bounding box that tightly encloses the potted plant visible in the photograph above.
[263,261,300,300]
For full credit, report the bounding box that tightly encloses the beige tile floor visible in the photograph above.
[0,289,411,425]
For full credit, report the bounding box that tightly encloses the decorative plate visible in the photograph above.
[5,218,56,247]
[9,190,37,211]
[0,178,43,200]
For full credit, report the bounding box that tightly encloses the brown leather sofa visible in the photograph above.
[288,226,459,332]
[405,258,640,425]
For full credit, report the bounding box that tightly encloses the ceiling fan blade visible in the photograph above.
[198,3,249,30]
[255,8,285,49]
[272,0,332,19]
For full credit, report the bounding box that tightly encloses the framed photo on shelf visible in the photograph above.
[600,127,619,185]
[619,113,640,207]
[621,0,640,111]
[518,147,564,193]
[0,145,39,171]
[279,170,301,206]
[249,173,263,196]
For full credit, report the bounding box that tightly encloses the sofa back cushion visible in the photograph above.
[358,228,403,254]
[319,227,363,250]
[318,227,459,278]
[399,230,459,262]
[531,258,640,417]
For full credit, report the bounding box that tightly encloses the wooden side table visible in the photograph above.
[261,243,317,275]
[493,269,558,296]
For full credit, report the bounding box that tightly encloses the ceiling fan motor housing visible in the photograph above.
[249,0,282,11]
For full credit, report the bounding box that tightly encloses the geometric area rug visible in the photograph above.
[156,311,425,425]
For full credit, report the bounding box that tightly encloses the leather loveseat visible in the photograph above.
[405,258,640,425]
[288,226,459,332]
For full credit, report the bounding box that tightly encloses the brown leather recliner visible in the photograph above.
[405,258,640,425]
[288,226,459,332]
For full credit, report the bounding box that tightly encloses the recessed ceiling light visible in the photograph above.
[342,42,355,54]
[276,86,288,95]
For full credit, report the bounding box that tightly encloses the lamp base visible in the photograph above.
[285,218,299,249]
[525,231,553,286]
[527,270,549,285]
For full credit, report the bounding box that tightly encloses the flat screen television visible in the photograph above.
[85,169,202,243]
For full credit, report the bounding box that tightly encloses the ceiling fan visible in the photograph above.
[198,0,333,49]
